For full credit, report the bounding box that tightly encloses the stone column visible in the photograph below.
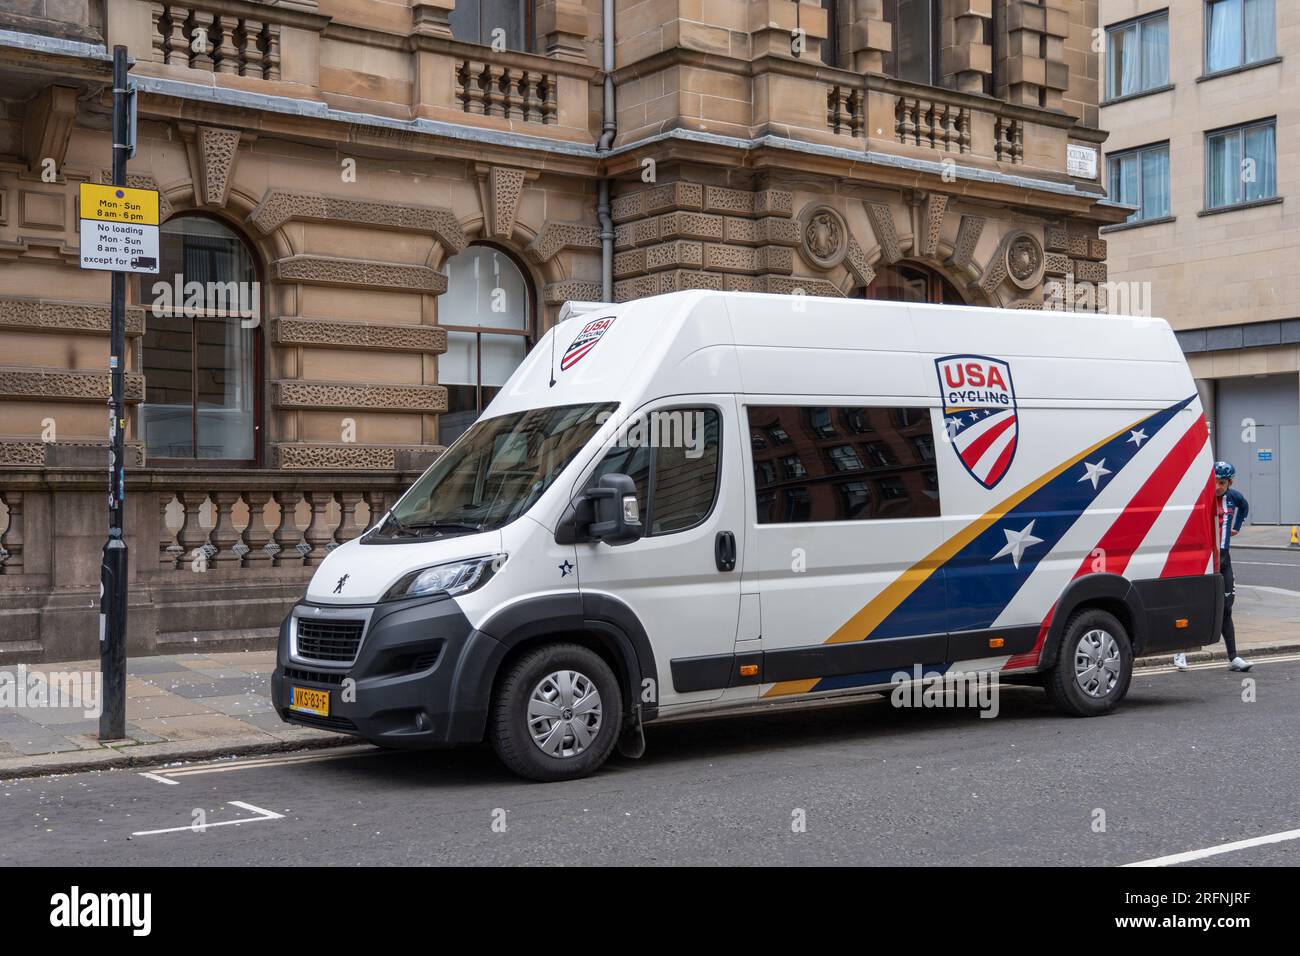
[940,0,993,94]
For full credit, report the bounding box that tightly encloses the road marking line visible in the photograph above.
[1124,826,1300,867]
[137,772,180,786]
[131,800,284,837]
[1237,583,1300,598]
[137,745,376,784]
[1139,652,1300,675]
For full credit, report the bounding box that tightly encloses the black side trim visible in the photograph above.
[671,653,734,693]
[764,633,946,682]
[1132,573,1222,654]
[947,624,1040,661]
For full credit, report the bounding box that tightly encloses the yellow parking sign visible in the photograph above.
[79,183,159,226]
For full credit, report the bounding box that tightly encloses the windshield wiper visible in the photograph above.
[379,512,418,537]
[403,520,485,534]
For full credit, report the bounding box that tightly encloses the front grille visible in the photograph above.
[283,665,347,686]
[285,711,358,733]
[296,618,365,663]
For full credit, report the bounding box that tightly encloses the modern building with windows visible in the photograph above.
[0,0,1125,660]
[1100,0,1297,523]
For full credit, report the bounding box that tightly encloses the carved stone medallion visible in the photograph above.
[798,204,849,270]
[1004,230,1045,290]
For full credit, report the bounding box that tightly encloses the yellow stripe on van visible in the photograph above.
[761,413,1154,698]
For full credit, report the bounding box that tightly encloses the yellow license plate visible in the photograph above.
[290,687,329,717]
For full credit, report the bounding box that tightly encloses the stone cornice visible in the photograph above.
[271,256,448,294]
[0,297,145,337]
[272,317,448,353]
[0,367,144,403]
[273,380,448,413]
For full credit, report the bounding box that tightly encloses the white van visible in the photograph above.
[273,291,1222,781]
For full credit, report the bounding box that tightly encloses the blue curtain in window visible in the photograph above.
[1143,17,1169,87]
[1207,0,1243,73]
[1111,24,1139,97]
[1141,148,1170,220]
[1244,124,1276,202]
[1244,0,1276,63]
[1110,153,1139,220]
[1207,131,1238,207]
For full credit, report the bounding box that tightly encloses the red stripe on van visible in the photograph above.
[1074,416,1208,579]
[1159,471,1217,578]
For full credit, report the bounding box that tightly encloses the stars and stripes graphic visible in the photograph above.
[946,407,1019,489]
[762,393,1218,698]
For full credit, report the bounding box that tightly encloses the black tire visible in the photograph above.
[1044,608,1133,717]
[489,643,622,782]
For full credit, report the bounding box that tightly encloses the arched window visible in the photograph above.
[450,0,533,52]
[439,244,535,445]
[862,262,968,305]
[139,216,261,463]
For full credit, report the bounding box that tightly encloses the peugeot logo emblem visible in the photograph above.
[333,574,349,595]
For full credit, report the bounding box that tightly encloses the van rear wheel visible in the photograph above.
[490,643,621,782]
[1044,609,1133,717]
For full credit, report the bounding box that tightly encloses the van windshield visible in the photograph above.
[369,402,617,540]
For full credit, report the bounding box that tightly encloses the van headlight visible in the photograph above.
[382,554,506,601]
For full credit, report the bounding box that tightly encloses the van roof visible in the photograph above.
[484,291,1190,419]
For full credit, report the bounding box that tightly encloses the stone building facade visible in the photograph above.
[0,0,1124,661]
[1099,0,1297,524]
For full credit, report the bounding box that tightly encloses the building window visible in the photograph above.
[883,0,938,85]
[820,0,841,67]
[140,216,260,462]
[450,0,533,52]
[1109,143,1171,222]
[748,405,941,523]
[1106,11,1169,99]
[1205,0,1276,75]
[863,262,967,304]
[439,244,534,446]
[1206,119,1277,209]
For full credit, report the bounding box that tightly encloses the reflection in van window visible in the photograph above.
[375,402,617,538]
[748,405,941,523]
[587,408,721,536]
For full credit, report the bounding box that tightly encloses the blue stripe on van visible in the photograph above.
[798,395,1195,696]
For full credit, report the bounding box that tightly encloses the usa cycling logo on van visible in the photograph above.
[936,354,1018,490]
[560,316,615,371]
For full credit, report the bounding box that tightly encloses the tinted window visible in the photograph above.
[587,408,721,537]
[748,405,941,523]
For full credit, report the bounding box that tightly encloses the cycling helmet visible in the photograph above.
[1214,461,1236,480]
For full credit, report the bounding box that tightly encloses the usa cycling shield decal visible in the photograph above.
[937,354,1019,490]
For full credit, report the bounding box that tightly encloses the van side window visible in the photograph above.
[586,408,721,536]
[747,405,940,523]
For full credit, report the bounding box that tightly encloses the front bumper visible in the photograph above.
[272,595,505,749]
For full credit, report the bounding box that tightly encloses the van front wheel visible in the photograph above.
[1044,609,1133,717]
[490,643,622,782]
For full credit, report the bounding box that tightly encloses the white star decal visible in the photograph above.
[945,417,962,437]
[1127,429,1148,448]
[1078,458,1112,490]
[992,520,1045,569]
[968,412,979,423]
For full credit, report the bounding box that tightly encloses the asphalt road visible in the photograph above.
[2,655,1298,866]
[1232,546,1300,592]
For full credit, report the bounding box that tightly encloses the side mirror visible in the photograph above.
[586,474,643,545]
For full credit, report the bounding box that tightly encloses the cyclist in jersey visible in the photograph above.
[1174,461,1252,672]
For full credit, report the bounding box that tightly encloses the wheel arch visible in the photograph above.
[1041,573,1147,668]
